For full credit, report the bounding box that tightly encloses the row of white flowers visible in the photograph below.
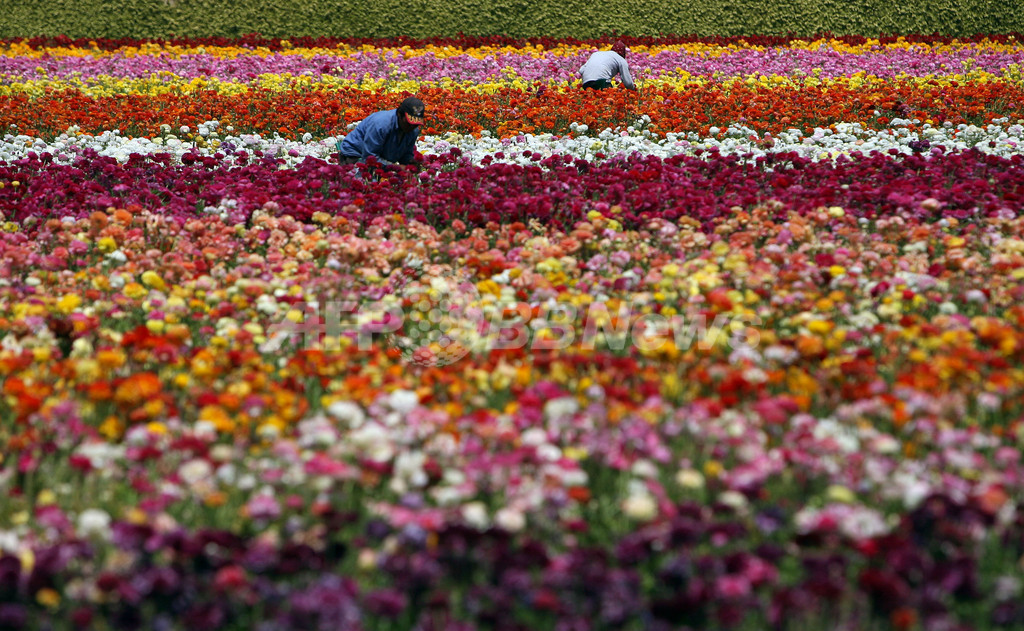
[3,117,1024,167]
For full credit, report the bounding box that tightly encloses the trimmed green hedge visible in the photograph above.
[0,0,1020,39]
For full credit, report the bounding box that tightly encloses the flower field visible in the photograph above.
[2,34,1024,630]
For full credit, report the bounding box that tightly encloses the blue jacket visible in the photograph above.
[337,109,420,165]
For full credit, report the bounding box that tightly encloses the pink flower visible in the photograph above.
[245,493,281,520]
[716,574,752,599]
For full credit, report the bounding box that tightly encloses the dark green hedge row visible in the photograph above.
[0,0,1020,39]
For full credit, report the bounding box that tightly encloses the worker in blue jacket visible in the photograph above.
[336,97,425,165]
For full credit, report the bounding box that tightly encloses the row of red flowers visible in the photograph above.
[5,33,1023,52]
[3,82,1023,140]
[2,148,1023,230]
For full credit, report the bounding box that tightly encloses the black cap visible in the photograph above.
[397,97,425,118]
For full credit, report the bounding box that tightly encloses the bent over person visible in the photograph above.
[336,97,425,165]
[578,41,636,91]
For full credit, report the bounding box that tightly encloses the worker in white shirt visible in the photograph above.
[578,41,637,91]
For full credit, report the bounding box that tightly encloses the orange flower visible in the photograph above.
[890,608,918,631]
[113,372,162,407]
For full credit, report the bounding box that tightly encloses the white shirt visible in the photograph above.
[578,51,635,89]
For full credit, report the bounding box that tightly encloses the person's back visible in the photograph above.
[578,43,636,90]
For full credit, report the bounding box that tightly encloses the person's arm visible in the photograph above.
[578,53,592,80]
[618,58,637,90]
[336,124,363,159]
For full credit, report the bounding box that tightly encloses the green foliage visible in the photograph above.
[0,0,1020,39]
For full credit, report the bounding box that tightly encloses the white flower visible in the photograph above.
[494,507,526,532]
[74,442,125,469]
[675,468,705,489]
[387,389,419,414]
[349,423,394,462]
[209,444,235,462]
[812,418,860,453]
[839,508,889,540]
[432,486,466,506]
[622,493,658,521]
[718,490,749,512]
[77,509,112,539]
[631,459,658,478]
[536,443,562,462]
[0,531,20,553]
[393,450,428,488]
[216,463,237,484]
[236,473,257,491]
[297,415,337,447]
[966,289,987,304]
[994,576,1023,602]
[461,502,490,529]
[520,428,548,447]
[179,459,213,487]
[543,397,579,420]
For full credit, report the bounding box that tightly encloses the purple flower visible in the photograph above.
[364,588,408,619]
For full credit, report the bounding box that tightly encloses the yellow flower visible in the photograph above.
[711,241,730,257]
[36,588,60,609]
[199,405,235,432]
[477,279,501,296]
[826,484,856,504]
[97,348,126,370]
[141,270,166,291]
[703,460,723,478]
[98,415,124,439]
[125,508,148,524]
[16,547,33,573]
[123,282,147,299]
[97,236,117,252]
[563,446,588,461]
[36,489,57,506]
[143,399,165,418]
[203,491,228,507]
[56,293,82,314]
[807,320,834,335]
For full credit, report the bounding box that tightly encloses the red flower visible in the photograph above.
[213,565,248,592]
